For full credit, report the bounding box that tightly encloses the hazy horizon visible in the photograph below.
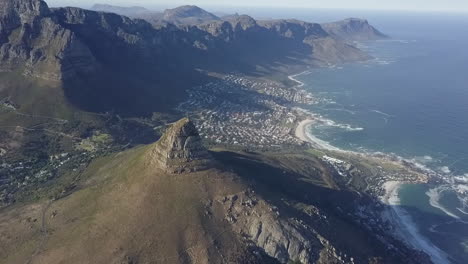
[46,0,468,13]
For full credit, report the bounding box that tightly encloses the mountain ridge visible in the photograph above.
[322,18,388,40]
[0,118,432,264]
[162,5,220,25]
[1,0,379,116]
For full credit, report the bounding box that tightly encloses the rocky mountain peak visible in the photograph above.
[322,17,388,40]
[0,0,49,20]
[162,5,219,24]
[148,118,214,174]
[228,14,258,30]
[0,0,49,34]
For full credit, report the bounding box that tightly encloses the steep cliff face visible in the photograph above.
[0,117,432,264]
[0,1,380,83]
[220,191,321,263]
[322,18,388,41]
[259,19,328,40]
[0,0,49,29]
[148,118,214,174]
[0,1,383,115]
[260,19,370,64]
[0,0,97,80]
[196,17,369,65]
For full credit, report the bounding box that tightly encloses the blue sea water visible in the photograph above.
[290,12,468,264]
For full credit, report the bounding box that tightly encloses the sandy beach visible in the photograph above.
[295,119,315,142]
[294,118,342,151]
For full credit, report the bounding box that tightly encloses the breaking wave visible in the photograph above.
[314,115,364,132]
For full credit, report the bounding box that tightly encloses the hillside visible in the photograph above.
[0,0,391,209]
[91,4,152,16]
[0,0,389,215]
[1,1,374,114]
[0,3,419,263]
[162,5,220,25]
[322,18,388,41]
[0,119,431,264]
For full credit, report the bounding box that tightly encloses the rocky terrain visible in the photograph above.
[91,4,221,26]
[0,0,97,80]
[162,5,220,25]
[0,1,428,264]
[0,118,432,264]
[322,18,388,41]
[1,0,377,115]
[148,118,214,174]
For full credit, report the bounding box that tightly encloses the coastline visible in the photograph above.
[381,181,402,206]
[288,70,452,264]
[294,119,315,143]
[380,182,451,264]
[289,71,344,151]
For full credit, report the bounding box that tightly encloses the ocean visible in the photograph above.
[289,11,468,264]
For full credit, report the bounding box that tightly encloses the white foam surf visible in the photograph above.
[426,186,461,220]
[382,183,451,264]
[303,124,341,151]
[314,115,364,132]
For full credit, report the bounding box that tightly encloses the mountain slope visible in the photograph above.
[322,18,388,41]
[0,0,388,213]
[162,5,220,25]
[0,0,97,80]
[91,4,152,16]
[90,3,164,25]
[0,119,431,264]
[1,1,378,116]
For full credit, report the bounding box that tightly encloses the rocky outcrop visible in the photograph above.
[1,1,382,83]
[0,1,385,116]
[322,18,388,41]
[148,118,214,174]
[196,17,370,65]
[260,19,370,64]
[0,0,97,80]
[218,191,322,264]
[258,19,328,40]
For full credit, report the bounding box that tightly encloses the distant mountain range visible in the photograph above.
[1,0,386,117]
[90,4,387,40]
[1,2,440,264]
[90,4,222,26]
[91,3,152,16]
[322,18,388,40]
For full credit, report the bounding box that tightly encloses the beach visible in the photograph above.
[295,119,314,143]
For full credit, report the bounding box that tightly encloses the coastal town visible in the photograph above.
[177,75,316,148]
[177,73,435,194]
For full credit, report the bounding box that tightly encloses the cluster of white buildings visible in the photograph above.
[177,75,315,148]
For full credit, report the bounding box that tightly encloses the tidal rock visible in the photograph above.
[148,118,213,174]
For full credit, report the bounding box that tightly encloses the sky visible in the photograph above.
[46,0,468,13]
